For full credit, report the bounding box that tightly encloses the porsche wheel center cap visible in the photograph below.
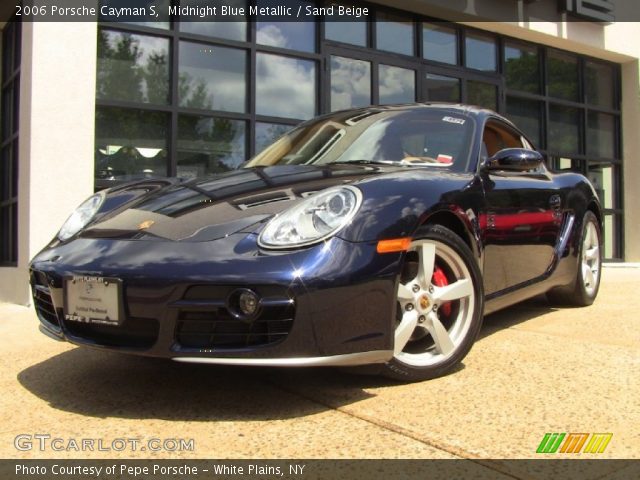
[419,295,431,311]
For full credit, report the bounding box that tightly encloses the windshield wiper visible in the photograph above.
[331,159,401,166]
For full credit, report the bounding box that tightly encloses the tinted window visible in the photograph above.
[505,96,541,146]
[177,115,246,178]
[256,54,317,119]
[97,30,170,105]
[95,107,169,188]
[504,42,539,93]
[585,61,615,108]
[425,74,460,102]
[330,56,371,111]
[179,42,247,112]
[257,6,316,53]
[379,65,415,104]
[465,32,496,71]
[548,50,578,101]
[376,13,414,56]
[423,23,457,64]
[548,105,580,153]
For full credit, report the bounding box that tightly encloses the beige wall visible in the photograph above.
[0,22,97,305]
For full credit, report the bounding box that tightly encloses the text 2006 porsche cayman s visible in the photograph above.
[30,104,602,381]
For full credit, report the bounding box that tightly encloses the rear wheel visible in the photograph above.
[547,210,602,306]
[381,225,484,382]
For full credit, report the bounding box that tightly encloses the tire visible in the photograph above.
[546,210,602,307]
[379,224,484,382]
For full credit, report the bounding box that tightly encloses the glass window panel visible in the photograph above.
[2,86,12,140]
[11,140,18,197]
[0,147,9,202]
[325,6,367,46]
[505,96,541,146]
[604,214,618,259]
[548,105,580,154]
[96,30,170,105]
[465,32,496,71]
[552,157,585,174]
[10,202,17,262]
[587,112,616,159]
[180,0,246,41]
[13,21,21,66]
[585,61,615,108]
[376,12,415,56]
[0,207,7,261]
[181,22,247,42]
[177,115,246,178]
[467,81,497,110]
[2,23,14,80]
[12,75,20,136]
[257,5,316,52]
[95,107,169,189]
[423,23,457,65]
[256,122,294,153]
[179,42,247,112]
[256,53,317,119]
[588,163,616,209]
[330,56,371,111]
[425,74,460,102]
[547,50,579,101]
[504,42,539,93]
[379,65,415,104]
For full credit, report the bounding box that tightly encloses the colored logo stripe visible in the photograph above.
[537,433,566,453]
[559,433,589,453]
[583,433,613,453]
[537,433,613,454]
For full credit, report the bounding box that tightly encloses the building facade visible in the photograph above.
[1,0,639,304]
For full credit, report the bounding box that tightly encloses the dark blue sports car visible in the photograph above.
[29,104,603,381]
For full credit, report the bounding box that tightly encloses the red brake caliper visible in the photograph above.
[432,266,452,317]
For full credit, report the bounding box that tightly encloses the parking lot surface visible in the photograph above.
[1,267,638,476]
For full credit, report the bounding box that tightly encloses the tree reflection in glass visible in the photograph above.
[96,29,170,105]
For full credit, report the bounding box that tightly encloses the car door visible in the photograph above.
[479,118,563,295]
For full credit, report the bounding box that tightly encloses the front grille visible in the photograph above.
[33,285,60,328]
[176,286,294,349]
[64,317,159,349]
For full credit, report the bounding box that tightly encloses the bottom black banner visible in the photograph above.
[1,459,639,480]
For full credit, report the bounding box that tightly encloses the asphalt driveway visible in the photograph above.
[1,267,638,473]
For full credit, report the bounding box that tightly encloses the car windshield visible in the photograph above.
[245,108,476,172]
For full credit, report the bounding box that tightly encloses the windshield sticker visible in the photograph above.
[442,116,466,125]
[437,154,453,164]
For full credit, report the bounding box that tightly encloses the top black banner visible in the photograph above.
[8,0,640,22]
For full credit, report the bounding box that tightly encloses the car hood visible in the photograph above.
[78,164,472,243]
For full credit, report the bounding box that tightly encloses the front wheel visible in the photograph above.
[381,224,484,382]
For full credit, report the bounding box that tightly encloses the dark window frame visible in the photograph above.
[0,17,20,267]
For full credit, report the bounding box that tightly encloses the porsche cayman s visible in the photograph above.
[30,104,603,381]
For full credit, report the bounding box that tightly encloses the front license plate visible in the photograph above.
[64,276,122,326]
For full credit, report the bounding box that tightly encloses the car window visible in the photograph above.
[482,120,524,157]
[245,109,476,172]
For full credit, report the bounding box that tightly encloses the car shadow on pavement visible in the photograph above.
[16,347,387,421]
[478,294,559,340]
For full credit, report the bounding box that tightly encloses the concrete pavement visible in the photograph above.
[1,267,638,472]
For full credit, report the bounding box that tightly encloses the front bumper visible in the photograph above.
[30,234,401,366]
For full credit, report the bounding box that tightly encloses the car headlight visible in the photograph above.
[258,186,362,249]
[57,192,105,241]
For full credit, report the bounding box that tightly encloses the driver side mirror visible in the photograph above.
[485,148,543,172]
